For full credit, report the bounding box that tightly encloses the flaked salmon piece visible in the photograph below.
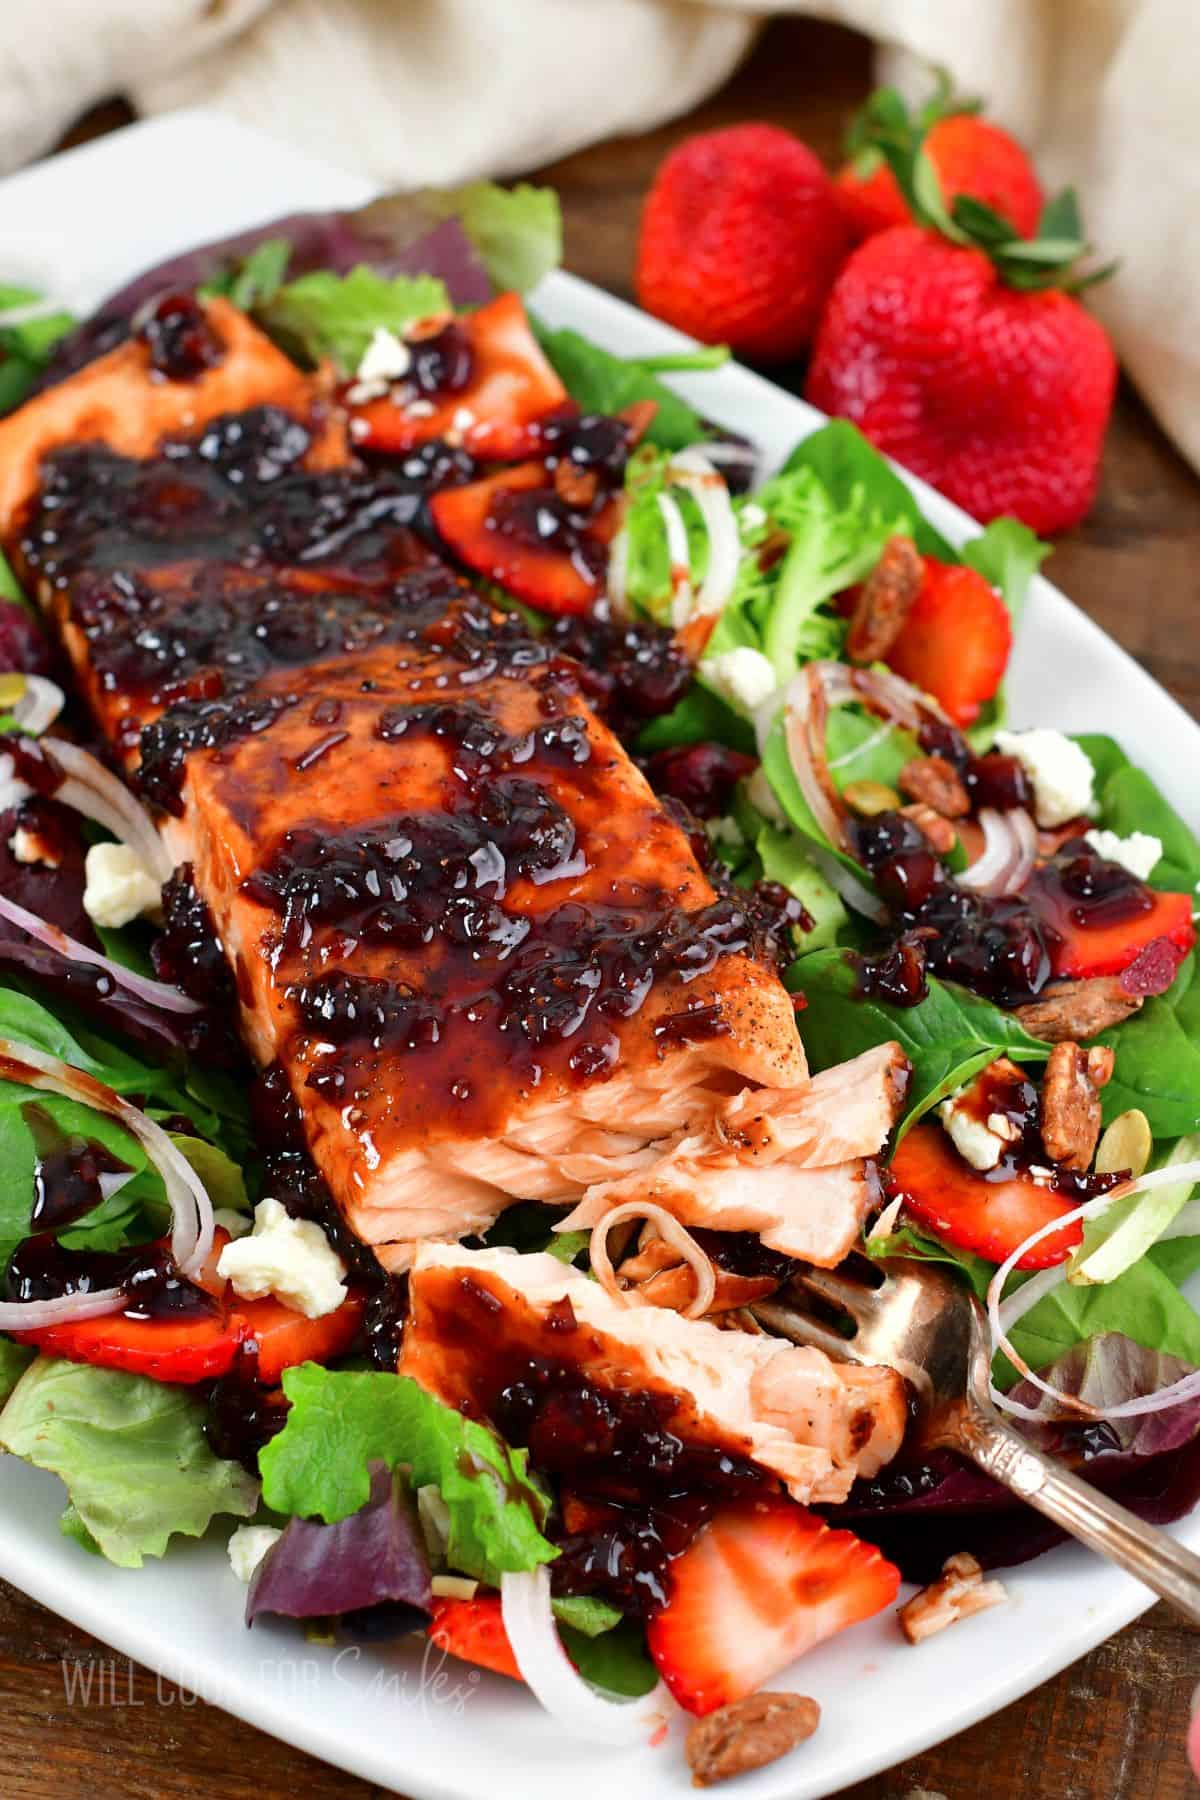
[402,1244,907,1503]
[557,1044,908,1266]
[156,631,806,1268]
[0,296,346,534]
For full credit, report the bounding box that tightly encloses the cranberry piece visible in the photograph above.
[852,936,929,1007]
[967,751,1034,813]
[0,600,52,676]
[548,613,693,734]
[408,320,474,397]
[542,413,631,487]
[136,291,223,382]
[852,811,943,911]
[644,742,756,818]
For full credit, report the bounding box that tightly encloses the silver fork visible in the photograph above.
[752,1257,1200,1622]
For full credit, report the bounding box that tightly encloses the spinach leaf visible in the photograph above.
[531,322,711,450]
[780,420,956,559]
[788,948,1052,1136]
[960,517,1050,631]
[1094,953,1200,1138]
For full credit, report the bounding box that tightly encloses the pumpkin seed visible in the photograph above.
[1095,1108,1152,1178]
[843,780,900,817]
[0,671,26,709]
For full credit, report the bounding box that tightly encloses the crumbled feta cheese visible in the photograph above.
[1084,828,1163,881]
[212,1207,253,1240]
[356,326,412,386]
[994,729,1095,828]
[739,502,767,532]
[451,406,476,433]
[217,1196,347,1318]
[937,1094,1007,1171]
[0,751,33,815]
[83,842,162,929]
[746,765,786,826]
[986,1111,1021,1143]
[227,1524,282,1584]
[704,646,777,715]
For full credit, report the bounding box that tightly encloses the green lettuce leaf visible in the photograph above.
[1073,734,1200,893]
[559,1621,659,1697]
[788,947,1052,1137]
[421,182,561,294]
[0,284,75,416]
[755,825,848,950]
[259,1365,557,1584]
[259,268,451,374]
[780,420,955,559]
[960,517,1050,632]
[550,1594,623,1636]
[0,1357,258,1566]
[0,1335,33,1403]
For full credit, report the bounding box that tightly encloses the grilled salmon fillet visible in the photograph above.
[1,296,907,1276]
[402,1244,908,1505]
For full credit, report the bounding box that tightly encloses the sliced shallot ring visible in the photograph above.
[0,893,202,1015]
[589,1200,717,1318]
[959,808,1017,894]
[33,736,172,881]
[0,1038,216,1325]
[501,1566,671,1744]
[986,1159,1200,1422]
[666,449,740,618]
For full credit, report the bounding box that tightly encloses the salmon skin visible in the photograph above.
[0,296,906,1277]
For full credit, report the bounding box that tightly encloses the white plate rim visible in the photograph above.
[0,108,1195,1800]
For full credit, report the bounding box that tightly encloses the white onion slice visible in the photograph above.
[32,736,172,882]
[590,1200,717,1318]
[0,1039,216,1327]
[605,525,630,615]
[986,1159,1200,1421]
[656,491,694,629]
[0,893,202,1015]
[666,449,740,619]
[501,1567,671,1745]
[688,438,759,478]
[783,665,847,849]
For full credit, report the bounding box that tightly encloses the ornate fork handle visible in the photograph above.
[957,1406,1200,1626]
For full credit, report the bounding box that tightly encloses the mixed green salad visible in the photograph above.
[0,173,1198,1749]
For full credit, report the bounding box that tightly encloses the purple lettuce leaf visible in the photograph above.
[247,1461,432,1634]
[831,1333,1200,1582]
[40,205,490,390]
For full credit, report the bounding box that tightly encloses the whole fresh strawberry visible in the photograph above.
[837,81,1043,243]
[635,123,850,361]
[807,204,1117,533]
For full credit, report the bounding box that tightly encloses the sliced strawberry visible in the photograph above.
[14,1288,244,1383]
[1028,875,1196,983]
[12,1228,365,1384]
[430,460,619,616]
[646,1494,899,1717]
[890,1120,1082,1269]
[885,559,1012,728]
[237,1289,365,1383]
[346,293,570,461]
[428,1594,522,1681]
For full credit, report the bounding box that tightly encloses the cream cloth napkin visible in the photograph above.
[1,0,1196,474]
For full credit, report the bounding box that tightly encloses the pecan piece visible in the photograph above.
[900,802,957,855]
[1013,977,1143,1043]
[686,1692,821,1787]
[898,754,970,819]
[1039,1040,1115,1169]
[846,534,923,663]
[898,1552,1007,1644]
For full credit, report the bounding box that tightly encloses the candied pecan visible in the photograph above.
[900,802,958,856]
[686,1692,821,1787]
[898,754,970,819]
[846,534,923,662]
[1013,977,1143,1043]
[898,1553,1007,1645]
[553,459,599,510]
[1040,1040,1115,1169]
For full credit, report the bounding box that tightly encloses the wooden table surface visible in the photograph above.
[5,16,1200,1799]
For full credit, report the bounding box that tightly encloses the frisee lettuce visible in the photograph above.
[259,1366,556,1585]
[0,1357,258,1566]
